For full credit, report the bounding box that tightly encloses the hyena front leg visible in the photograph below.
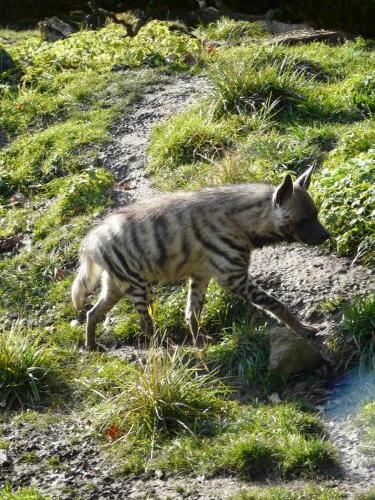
[217,268,316,338]
[86,273,122,351]
[125,284,154,337]
[185,275,210,341]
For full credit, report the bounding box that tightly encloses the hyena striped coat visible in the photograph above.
[72,166,330,350]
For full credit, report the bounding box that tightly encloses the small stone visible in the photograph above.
[268,326,323,376]
[0,48,16,72]
[268,392,281,403]
[0,449,10,466]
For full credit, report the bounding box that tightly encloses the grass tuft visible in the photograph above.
[0,324,55,410]
[329,294,375,370]
[94,342,230,441]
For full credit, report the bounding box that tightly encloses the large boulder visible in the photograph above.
[0,48,16,73]
[268,326,323,376]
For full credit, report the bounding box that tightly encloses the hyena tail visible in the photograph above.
[71,255,101,311]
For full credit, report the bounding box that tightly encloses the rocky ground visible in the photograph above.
[1,71,374,499]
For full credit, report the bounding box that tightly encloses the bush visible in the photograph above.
[316,153,375,264]
[0,326,55,409]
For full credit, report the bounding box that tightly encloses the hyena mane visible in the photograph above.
[72,166,330,350]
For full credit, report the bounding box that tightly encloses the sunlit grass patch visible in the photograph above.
[149,402,335,478]
[358,400,375,450]
[148,108,235,183]
[0,483,50,500]
[0,109,113,192]
[0,324,56,409]
[207,51,307,119]
[232,484,343,499]
[196,17,266,44]
[328,294,375,370]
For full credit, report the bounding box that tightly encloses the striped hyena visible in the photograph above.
[72,166,330,350]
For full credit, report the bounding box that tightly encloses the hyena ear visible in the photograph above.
[273,174,293,207]
[296,164,315,190]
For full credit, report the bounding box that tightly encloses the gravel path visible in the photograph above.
[2,70,374,499]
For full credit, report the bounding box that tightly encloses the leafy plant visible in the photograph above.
[316,153,375,264]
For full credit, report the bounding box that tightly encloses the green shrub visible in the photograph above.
[0,326,55,409]
[316,153,375,264]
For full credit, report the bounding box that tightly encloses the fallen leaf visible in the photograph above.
[105,424,120,441]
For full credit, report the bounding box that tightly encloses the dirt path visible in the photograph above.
[2,71,374,499]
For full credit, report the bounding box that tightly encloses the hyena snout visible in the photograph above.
[295,219,330,246]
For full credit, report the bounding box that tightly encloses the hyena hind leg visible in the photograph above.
[185,275,210,342]
[86,273,123,351]
[125,284,154,338]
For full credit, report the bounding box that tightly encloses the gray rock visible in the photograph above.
[268,326,323,375]
[0,449,10,466]
[0,48,16,73]
[38,17,75,42]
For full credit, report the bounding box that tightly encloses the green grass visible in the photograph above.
[0,325,56,409]
[329,294,375,370]
[195,17,266,44]
[232,485,343,500]
[358,398,375,452]
[92,344,230,441]
[147,401,335,478]
[0,484,50,500]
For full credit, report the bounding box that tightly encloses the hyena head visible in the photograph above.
[272,165,330,246]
